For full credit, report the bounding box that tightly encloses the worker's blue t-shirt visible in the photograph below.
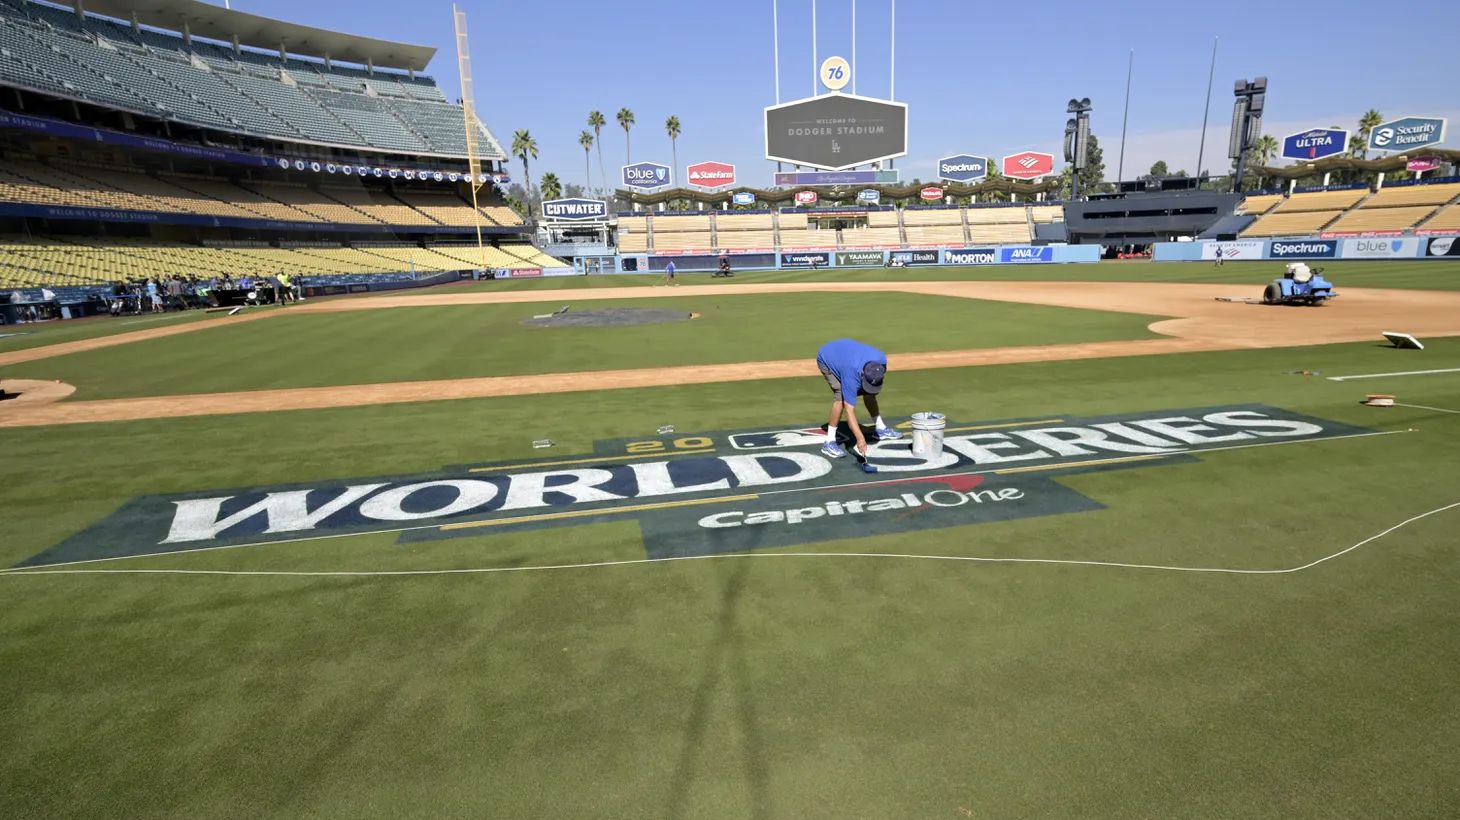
[665,262,675,274]
[816,338,886,406]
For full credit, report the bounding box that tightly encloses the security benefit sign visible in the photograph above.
[20,406,1371,568]
[1369,117,1447,152]
[765,93,909,171]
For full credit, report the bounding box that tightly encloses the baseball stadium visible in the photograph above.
[2,1,1459,818]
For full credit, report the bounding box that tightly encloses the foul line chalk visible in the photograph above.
[1328,368,1460,382]
[0,428,1412,575]
[1,501,1455,580]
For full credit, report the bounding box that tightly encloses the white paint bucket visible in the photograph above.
[910,412,947,458]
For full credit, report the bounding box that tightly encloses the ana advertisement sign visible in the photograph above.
[1426,236,1460,257]
[1406,156,1442,173]
[999,246,1054,263]
[686,161,736,188]
[732,192,757,205]
[621,161,672,190]
[1368,117,1447,152]
[794,190,818,205]
[1201,240,1264,261]
[857,189,881,204]
[943,248,998,265]
[937,154,989,182]
[919,187,944,200]
[1002,151,1055,180]
[836,250,886,266]
[541,198,607,220]
[1269,239,1337,259]
[781,251,830,267]
[1342,238,1416,258]
[1281,128,1348,161]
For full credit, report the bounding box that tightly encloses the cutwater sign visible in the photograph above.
[1368,117,1447,152]
[622,161,672,190]
[22,406,1370,567]
[1000,246,1054,263]
[944,248,998,265]
[1269,239,1337,258]
[937,154,989,182]
[541,198,607,220]
[1282,128,1348,161]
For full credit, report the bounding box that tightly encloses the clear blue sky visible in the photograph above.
[220,0,1456,188]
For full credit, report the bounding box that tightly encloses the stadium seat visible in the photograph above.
[1241,210,1342,237]
[1364,182,1460,208]
[1238,194,1285,214]
[1274,189,1367,212]
[840,227,901,248]
[1325,206,1440,233]
[777,229,836,249]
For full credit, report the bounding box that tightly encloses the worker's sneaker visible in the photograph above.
[821,441,847,458]
[876,425,903,440]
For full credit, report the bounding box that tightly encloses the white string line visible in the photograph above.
[1396,403,1460,415]
[2,501,1455,580]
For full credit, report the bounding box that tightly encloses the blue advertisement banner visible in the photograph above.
[1269,239,1337,259]
[773,170,900,186]
[1281,129,1348,162]
[943,248,998,265]
[622,162,672,189]
[999,246,1054,263]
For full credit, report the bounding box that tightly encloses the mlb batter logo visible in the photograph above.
[728,428,826,450]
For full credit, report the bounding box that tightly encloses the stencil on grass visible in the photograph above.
[521,307,694,327]
[15,405,1374,569]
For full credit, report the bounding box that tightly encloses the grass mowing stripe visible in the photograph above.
[6,500,1456,579]
[0,428,1415,573]
[468,449,716,472]
[1327,367,1460,381]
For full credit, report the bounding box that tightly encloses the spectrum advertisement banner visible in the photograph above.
[1268,239,1337,259]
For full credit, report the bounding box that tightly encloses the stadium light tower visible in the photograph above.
[1065,97,1092,199]
[1228,77,1266,191]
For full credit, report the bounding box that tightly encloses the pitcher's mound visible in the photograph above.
[0,379,76,406]
[522,307,695,327]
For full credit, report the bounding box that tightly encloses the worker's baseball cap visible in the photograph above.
[860,361,886,394]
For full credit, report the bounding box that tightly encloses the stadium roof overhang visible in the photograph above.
[1251,148,1460,180]
[615,178,1064,205]
[75,0,437,71]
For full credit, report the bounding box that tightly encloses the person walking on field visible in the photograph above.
[815,338,902,458]
[1214,246,1224,267]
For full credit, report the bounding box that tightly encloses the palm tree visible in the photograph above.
[587,111,607,194]
[1356,109,1384,159]
[577,131,594,196]
[539,172,562,201]
[510,129,538,214]
[616,107,635,165]
[665,115,681,186]
[1253,134,1279,167]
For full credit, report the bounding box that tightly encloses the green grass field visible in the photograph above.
[1,293,1161,399]
[3,261,1459,820]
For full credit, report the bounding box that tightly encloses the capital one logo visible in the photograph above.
[686,161,735,187]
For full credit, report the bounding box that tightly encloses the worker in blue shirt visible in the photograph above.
[815,338,902,458]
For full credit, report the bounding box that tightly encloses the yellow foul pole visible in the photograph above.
[454,4,487,273]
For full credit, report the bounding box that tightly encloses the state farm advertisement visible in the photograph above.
[686,161,735,188]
